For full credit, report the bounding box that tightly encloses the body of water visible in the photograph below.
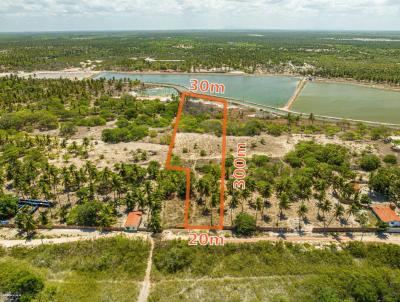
[292,82,400,125]
[95,72,299,108]
[96,72,400,125]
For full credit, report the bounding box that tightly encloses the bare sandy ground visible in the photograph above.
[0,69,100,80]
[171,132,376,160]
[161,230,400,246]
[0,229,148,247]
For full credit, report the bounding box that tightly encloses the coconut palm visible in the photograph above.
[278,192,290,220]
[320,199,332,228]
[228,192,239,225]
[297,202,308,231]
[346,201,361,224]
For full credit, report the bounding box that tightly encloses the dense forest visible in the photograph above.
[1,31,400,84]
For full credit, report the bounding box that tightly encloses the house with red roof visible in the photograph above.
[124,211,142,232]
[371,204,400,227]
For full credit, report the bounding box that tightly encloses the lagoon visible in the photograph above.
[95,72,299,108]
[292,82,400,125]
[95,72,400,125]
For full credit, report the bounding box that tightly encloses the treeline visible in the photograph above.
[0,76,168,139]
[0,131,188,234]
[1,31,400,84]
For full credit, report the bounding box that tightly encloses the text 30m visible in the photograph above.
[190,79,225,94]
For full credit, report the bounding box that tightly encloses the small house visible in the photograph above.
[124,211,142,232]
[371,204,400,227]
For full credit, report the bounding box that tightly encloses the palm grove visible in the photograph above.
[0,76,399,235]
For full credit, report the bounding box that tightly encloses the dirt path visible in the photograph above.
[155,274,313,283]
[0,232,147,248]
[162,230,400,246]
[282,77,307,110]
[138,235,154,302]
[225,234,400,245]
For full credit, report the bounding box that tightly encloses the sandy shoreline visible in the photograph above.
[0,69,100,80]
[312,76,400,92]
[2,69,400,92]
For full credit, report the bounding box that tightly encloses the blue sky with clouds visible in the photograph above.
[0,0,399,32]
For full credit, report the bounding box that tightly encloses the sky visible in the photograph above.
[0,0,400,32]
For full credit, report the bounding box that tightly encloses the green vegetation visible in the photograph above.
[0,260,44,302]
[0,76,179,143]
[369,166,400,203]
[0,194,18,220]
[1,31,400,84]
[0,129,187,232]
[0,237,149,301]
[383,154,397,165]
[150,240,400,302]
[359,153,381,171]
[234,212,256,236]
[67,201,115,227]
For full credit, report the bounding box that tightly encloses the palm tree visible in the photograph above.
[357,212,369,241]
[254,197,263,226]
[209,189,219,226]
[297,202,308,231]
[257,181,272,219]
[15,209,37,237]
[320,199,332,227]
[239,188,251,212]
[330,203,345,226]
[228,192,239,225]
[278,192,290,220]
[346,202,361,224]
[309,113,315,124]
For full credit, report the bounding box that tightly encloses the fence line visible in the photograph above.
[3,224,396,234]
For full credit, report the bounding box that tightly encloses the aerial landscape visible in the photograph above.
[1,0,400,301]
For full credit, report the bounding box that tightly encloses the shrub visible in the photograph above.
[251,154,270,167]
[77,116,106,127]
[154,243,193,273]
[360,154,381,171]
[102,124,148,143]
[234,212,256,236]
[0,261,44,301]
[0,110,58,131]
[59,122,77,137]
[67,202,114,227]
[0,195,18,220]
[369,167,400,200]
[266,124,284,136]
[383,154,397,165]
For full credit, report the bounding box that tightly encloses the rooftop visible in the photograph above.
[371,205,400,223]
[124,211,142,228]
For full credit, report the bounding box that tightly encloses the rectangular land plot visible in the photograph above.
[165,92,228,230]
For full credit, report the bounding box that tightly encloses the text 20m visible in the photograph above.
[190,79,225,94]
[188,233,225,246]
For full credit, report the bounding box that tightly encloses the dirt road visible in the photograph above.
[0,231,148,248]
[138,235,154,302]
[161,230,400,246]
[282,77,307,110]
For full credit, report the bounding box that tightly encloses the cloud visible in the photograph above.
[0,0,399,31]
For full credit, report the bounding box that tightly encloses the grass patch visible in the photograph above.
[0,236,149,301]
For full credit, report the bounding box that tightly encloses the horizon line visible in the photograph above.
[1,28,400,34]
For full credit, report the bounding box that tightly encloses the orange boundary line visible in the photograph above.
[165,92,228,230]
